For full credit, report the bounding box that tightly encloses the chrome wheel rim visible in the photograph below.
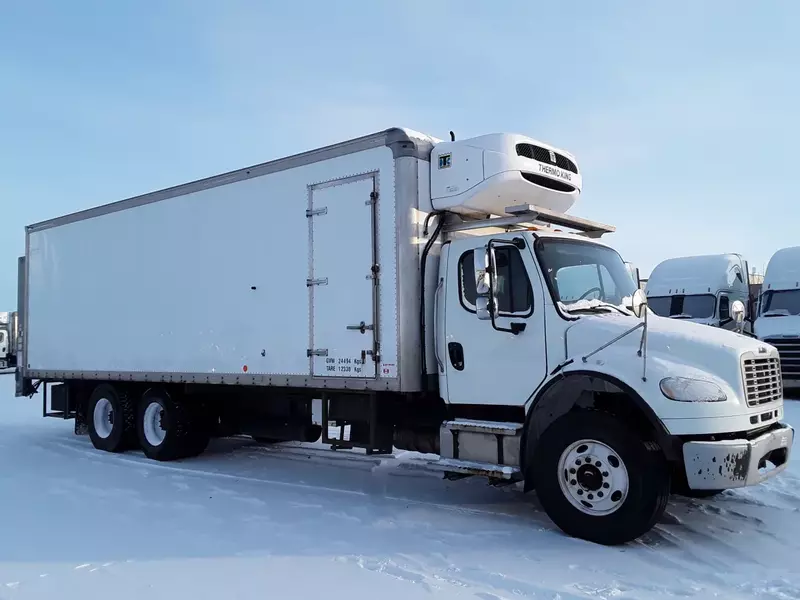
[143,401,167,447]
[557,439,629,516]
[93,398,114,439]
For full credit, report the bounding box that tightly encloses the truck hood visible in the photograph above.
[669,315,718,327]
[561,312,771,404]
[555,311,781,424]
[754,314,800,340]
[565,312,763,361]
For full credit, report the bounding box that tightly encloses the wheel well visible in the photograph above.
[521,372,678,490]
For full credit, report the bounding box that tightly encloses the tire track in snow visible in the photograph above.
[44,438,545,524]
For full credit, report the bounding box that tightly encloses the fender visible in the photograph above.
[520,370,678,491]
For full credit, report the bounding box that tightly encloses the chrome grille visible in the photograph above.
[762,337,800,380]
[742,357,782,406]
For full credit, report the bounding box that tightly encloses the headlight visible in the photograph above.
[659,377,727,402]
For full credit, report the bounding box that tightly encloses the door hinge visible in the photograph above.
[307,348,328,357]
[366,191,379,206]
[306,277,328,287]
[366,264,380,280]
[306,207,328,217]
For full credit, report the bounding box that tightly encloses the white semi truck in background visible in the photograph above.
[0,128,793,545]
[645,254,755,334]
[755,246,800,389]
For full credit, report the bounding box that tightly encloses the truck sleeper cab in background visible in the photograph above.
[645,253,753,334]
[755,246,800,388]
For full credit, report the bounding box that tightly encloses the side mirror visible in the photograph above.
[474,245,495,321]
[631,288,648,318]
[731,299,746,333]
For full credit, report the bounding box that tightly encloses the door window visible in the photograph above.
[459,247,533,316]
[719,295,730,320]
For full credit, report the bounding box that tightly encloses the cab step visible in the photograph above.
[440,419,524,472]
[443,419,523,435]
[426,457,522,481]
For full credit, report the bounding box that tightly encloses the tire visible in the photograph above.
[532,411,670,545]
[136,388,209,461]
[87,383,136,453]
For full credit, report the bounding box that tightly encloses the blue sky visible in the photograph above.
[1,0,797,307]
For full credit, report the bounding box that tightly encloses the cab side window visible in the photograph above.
[458,247,533,316]
[719,295,730,320]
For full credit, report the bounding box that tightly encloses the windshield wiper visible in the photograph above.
[560,300,632,316]
[669,313,693,319]
[763,309,791,317]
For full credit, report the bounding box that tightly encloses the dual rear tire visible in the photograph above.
[87,384,209,461]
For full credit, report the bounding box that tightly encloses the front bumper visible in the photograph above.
[683,423,794,490]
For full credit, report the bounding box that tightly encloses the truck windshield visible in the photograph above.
[535,238,637,307]
[761,289,800,316]
[646,294,716,318]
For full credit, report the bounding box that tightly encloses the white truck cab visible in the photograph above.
[645,254,753,334]
[755,246,800,388]
[2,127,793,546]
[0,311,18,371]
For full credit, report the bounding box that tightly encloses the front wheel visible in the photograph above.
[532,412,670,545]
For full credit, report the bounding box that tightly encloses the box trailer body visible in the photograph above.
[3,127,794,546]
[25,131,426,391]
[755,246,800,387]
[645,253,753,333]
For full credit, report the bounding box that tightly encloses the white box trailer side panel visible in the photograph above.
[26,146,403,388]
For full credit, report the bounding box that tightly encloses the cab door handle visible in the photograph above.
[448,342,464,371]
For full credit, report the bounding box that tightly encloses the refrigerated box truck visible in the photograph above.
[1,127,793,545]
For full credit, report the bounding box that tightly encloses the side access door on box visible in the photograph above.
[307,173,380,380]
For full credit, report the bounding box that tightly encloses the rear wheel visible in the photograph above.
[532,411,670,545]
[136,389,209,461]
[87,384,136,453]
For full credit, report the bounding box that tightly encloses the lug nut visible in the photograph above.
[603,482,610,489]
[570,479,577,485]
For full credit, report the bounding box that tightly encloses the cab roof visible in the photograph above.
[646,253,746,297]
[764,246,800,291]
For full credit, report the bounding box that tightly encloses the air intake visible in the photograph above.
[516,143,578,174]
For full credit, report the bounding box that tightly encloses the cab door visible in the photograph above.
[441,235,548,407]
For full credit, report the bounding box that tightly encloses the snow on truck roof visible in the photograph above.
[646,253,746,297]
[763,246,800,291]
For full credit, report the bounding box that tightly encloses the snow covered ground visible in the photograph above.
[1,378,799,600]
